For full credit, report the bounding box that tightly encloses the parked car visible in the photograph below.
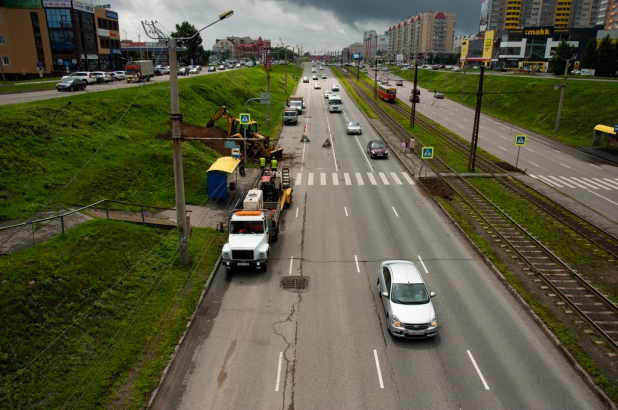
[235,63,241,68]
[377,260,438,338]
[178,67,189,76]
[324,90,333,99]
[218,65,226,70]
[346,121,362,135]
[112,71,126,80]
[453,67,461,72]
[56,77,87,92]
[92,71,112,83]
[61,71,96,85]
[314,82,321,89]
[108,72,121,81]
[367,140,388,159]
[189,67,199,74]
[434,91,445,99]
[194,65,202,72]
[208,66,216,72]
[395,80,403,86]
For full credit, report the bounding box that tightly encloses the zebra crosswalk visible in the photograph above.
[294,171,416,187]
[529,174,618,190]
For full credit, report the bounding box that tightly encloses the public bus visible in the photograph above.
[377,83,397,101]
[328,94,343,113]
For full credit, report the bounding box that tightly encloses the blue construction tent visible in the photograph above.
[207,157,240,199]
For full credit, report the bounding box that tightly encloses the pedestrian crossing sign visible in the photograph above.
[240,113,250,124]
[422,147,434,159]
[515,134,527,146]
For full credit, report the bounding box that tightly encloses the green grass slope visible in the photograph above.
[0,65,301,221]
[394,69,618,147]
[0,219,226,409]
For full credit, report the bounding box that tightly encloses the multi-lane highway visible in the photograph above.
[151,64,603,409]
[383,68,618,223]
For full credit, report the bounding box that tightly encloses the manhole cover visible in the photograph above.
[280,276,309,292]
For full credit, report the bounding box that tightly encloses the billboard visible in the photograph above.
[4,0,42,7]
[73,0,93,13]
[397,54,404,62]
[479,0,491,33]
[353,53,361,59]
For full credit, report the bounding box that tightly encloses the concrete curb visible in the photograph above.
[433,199,617,410]
[148,256,222,408]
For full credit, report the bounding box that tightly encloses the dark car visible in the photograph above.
[208,66,216,72]
[409,94,420,103]
[367,140,388,159]
[56,77,87,92]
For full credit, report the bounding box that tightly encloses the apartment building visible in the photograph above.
[0,0,122,79]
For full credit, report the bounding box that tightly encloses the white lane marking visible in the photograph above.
[587,189,618,206]
[559,163,571,169]
[378,172,390,185]
[289,256,294,275]
[525,148,534,152]
[537,175,561,187]
[418,255,428,273]
[332,172,339,185]
[499,135,506,140]
[590,164,602,169]
[295,207,299,218]
[480,126,485,129]
[458,125,464,129]
[392,207,399,217]
[354,255,360,272]
[390,172,403,185]
[295,172,302,186]
[530,174,539,179]
[321,172,326,185]
[582,177,611,190]
[591,178,618,190]
[400,172,414,185]
[275,351,283,392]
[355,172,365,185]
[602,178,618,189]
[344,173,352,185]
[467,350,490,390]
[308,173,314,186]
[499,147,507,151]
[528,161,539,167]
[571,177,600,190]
[368,173,378,185]
[354,135,374,171]
[373,349,384,389]
[557,176,587,189]
[547,176,575,188]
[344,207,348,217]
[552,149,561,154]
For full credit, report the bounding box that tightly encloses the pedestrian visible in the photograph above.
[259,156,266,174]
[239,154,246,177]
[402,140,407,153]
[409,137,416,154]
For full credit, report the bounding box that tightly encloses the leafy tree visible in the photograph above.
[549,41,577,75]
[597,35,617,77]
[171,21,203,65]
[581,38,598,69]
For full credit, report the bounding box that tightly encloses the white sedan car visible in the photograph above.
[314,82,321,89]
[189,67,199,74]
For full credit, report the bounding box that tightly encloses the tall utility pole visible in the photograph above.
[555,54,576,134]
[142,10,234,265]
[468,66,486,172]
[374,57,379,99]
[266,48,271,125]
[410,60,419,128]
[279,39,288,94]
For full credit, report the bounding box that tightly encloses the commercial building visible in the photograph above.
[0,0,123,79]
[211,36,271,61]
[386,11,457,63]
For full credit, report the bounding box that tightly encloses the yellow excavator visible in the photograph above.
[207,106,283,161]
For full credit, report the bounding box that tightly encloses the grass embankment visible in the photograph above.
[0,219,226,409]
[393,68,618,147]
[0,77,61,93]
[0,65,301,221]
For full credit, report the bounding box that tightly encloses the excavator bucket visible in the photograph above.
[269,148,284,160]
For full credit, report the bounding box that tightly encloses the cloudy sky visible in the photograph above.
[114,0,481,53]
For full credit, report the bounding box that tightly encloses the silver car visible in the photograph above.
[346,121,362,135]
[377,260,438,338]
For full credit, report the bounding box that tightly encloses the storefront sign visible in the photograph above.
[73,0,94,13]
[4,0,42,8]
[97,28,110,37]
[523,26,553,37]
[111,48,122,55]
[43,0,71,7]
[128,42,146,47]
[105,10,118,20]
[110,31,119,39]
[87,54,98,60]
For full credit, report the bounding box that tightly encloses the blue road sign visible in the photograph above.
[240,113,250,124]
[614,124,618,134]
[422,147,434,159]
[514,134,527,146]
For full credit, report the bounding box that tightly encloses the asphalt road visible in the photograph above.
[372,68,618,224]
[150,64,604,409]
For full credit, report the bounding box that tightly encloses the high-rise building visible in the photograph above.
[386,11,456,62]
[608,0,618,28]
[363,30,376,59]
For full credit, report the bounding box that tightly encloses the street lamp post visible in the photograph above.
[554,52,577,134]
[142,10,234,265]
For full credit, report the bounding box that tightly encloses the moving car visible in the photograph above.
[319,66,324,70]
[314,82,321,89]
[346,121,362,135]
[395,80,403,86]
[303,76,309,83]
[324,90,333,99]
[331,84,340,91]
[56,77,87,92]
[61,71,96,84]
[312,75,318,80]
[311,68,317,73]
[321,74,327,79]
[377,260,438,338]
[434,91,445,99]
[112,71,126,80]
[367,140,388,159]
[208,66,217,72]
[409,94,420,103]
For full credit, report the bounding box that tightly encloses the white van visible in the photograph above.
[328,94,343,113]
